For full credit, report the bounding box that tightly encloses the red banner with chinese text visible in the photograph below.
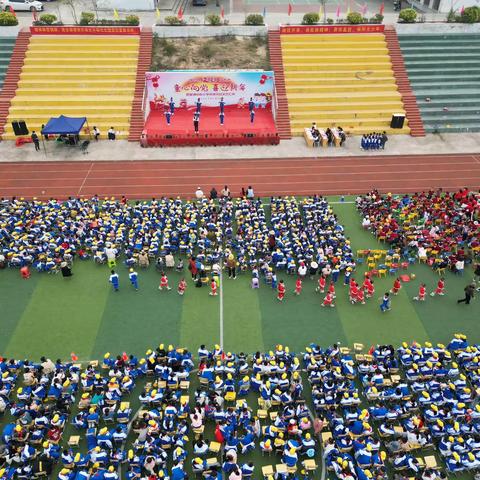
[279,24,384,34]
[30,25,140,35]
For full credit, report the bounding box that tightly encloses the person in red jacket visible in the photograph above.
[328,282,336,299]
[321,291,335,308]
[294,278,302,295]
[414,283,426,301]
[277,280,286,301]
[349,281,359,304]
[390,277,402,295]
[431,278,445,296]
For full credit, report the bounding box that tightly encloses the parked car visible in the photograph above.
[1,0,44,11]
[192,0,207,6]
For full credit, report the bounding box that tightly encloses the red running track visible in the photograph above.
[0,153,479,199]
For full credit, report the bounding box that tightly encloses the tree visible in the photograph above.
[60,0,79,24]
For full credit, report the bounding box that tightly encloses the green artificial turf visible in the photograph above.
[0,199,478,360]
[0,197,477,480]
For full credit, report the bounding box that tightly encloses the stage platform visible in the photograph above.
[142,106,279,147]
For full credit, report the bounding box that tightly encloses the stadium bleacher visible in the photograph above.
[280,33,410,136]
[399,33,480,133]
[0,37,16,92]
[2,35,140,140]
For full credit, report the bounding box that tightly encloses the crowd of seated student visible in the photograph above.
[360,133,388,151]
[0,195,355,280]
[355,189,480,267]
[1,334,479,480]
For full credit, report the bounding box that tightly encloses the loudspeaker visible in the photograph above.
[165,134,173,139]
[390,113,405,129]
[12,121,29,136]
[246,133,255,138]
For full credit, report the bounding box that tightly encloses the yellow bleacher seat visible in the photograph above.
[2,34,140,141]
[280,33,410,136]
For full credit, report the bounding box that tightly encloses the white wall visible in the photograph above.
[437,0,479,13]
[396,22,480,33]
[96,0,155,11]
[152,25,268,37]
[0,26,21,36]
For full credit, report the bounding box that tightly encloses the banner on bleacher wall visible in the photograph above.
[144,70,274,118]
[279,24,384,34]
[29,26,140,35]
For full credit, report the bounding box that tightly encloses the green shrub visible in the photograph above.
[446,8,457,22]
[206,13,221,25]
[374,13,384,22]
[459,6,480,22]
[125,14,139,25]
[346,11,363,23]
[0,11,18,25]
[79,11,95,25]
[245,13,264,25]
[398,8,417,22]
[164,15,184,25]
[39,13,57,24]
[326,17,334,24]
[302,12,319,24]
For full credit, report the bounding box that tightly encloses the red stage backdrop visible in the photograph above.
[144,70,275,119]
[279,24,384,34]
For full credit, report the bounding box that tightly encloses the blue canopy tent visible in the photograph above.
[40,115,90,151]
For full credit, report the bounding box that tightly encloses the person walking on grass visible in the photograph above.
[457,284,475,305]
[109,270,119,292]
[413,283,426,301]
[380,292,391,312]
[129,268,139,291]
[159,272,171,291]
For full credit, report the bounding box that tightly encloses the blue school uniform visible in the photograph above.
[109,273,119,291]
[129,271,138,290]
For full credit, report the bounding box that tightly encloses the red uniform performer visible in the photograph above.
[159,273,171,290]
[277,280,286,301]
[431,278,445,296]
[316,275,326,293]
[177,278,187,295]
[356,288,366,305]
[349,283,359,304]
[414,283,426,301]
[20,266,30,279]
[210,279,218,296]
[328,282,336,298]
[391,278,401,295]
[294,278,302,295]
[322,292,335,307]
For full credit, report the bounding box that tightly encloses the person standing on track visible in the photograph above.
[294,278,302,295]
[159,272,171,291]
[209,278,218,296]
[178,278,187,296]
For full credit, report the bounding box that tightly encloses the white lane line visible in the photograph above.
[77,162,94,196]
[219,260,224,351]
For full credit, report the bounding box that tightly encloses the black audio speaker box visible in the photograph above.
[390,114,405,129]
[12,121,29,136]
[246,133,254,138]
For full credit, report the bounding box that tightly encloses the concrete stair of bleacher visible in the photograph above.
[0,37,16,92]
[3,35,140,140]
[399,33,480,133]
[281,33,410,136]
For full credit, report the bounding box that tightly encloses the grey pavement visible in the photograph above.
[1,132,479,162]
